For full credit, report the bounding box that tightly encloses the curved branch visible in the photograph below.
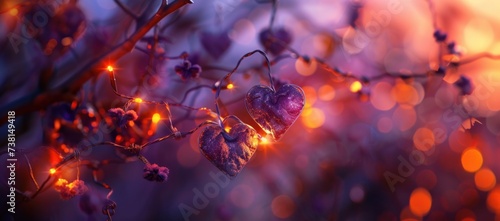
[0,0,194,125]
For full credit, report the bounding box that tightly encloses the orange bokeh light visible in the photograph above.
[461,148,483,173]
[295,58,317,76]
[9,8,18,16]
[487,186,500,213]
[318,85,335,101]
[391,82,421,106]
[301,107,325,129]
[475,168,496,191]
[271,195,295,219]
[302,86,317,108]
[413,127,435,152]
[409,188,432,217]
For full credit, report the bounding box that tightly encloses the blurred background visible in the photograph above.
[1,0,500,220]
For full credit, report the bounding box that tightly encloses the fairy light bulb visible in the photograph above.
[227,83,234,89]
[107,65,114,72]
[260,136,270,145]
[350,81,362,93]
[134,98,143,103]
[49,168,57,175]
[152,113,161,124]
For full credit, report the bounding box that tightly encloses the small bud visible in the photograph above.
[108,108,137,127]
[143,163,169,182]
[175,60,202,80]
[436,66,446,75]
[433,29,447,42]
[454,75,473,95]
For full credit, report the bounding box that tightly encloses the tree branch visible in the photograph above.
[0,0,193,125]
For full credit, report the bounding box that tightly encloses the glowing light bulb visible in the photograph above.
[152,113,161,124]
[260,137,270,145]
[227,83,234,89]
[350,81,362,93]
[134,98,143,103]
[49,168,56,175]
[107,65,114,72]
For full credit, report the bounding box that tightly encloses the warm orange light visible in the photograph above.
[49,168,57,175]
[350,81,363,93]
[224,126,231,133]
[227,83,234,89]
[318,85,335,101]
[302,86,317,108]
[461,148,483,173]
[61,37,73,46]
[9,8,18,16]
[409,188,432,217]
[260,136,270,145]
[487,186,500,213]
[152,113,161,124]
[301,107,325,129]
[475,168,496,191]
[271,195,296,219]
[107,65,114,72]
[295,58,317,76]
[413,127,435,152]
[134,98,143,103]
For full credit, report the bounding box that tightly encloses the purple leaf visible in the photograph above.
[245,84,305,140]
[200,31,232,60]
[199,123,259,177]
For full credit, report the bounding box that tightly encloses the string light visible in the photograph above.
[350,81,362,93]
[227,83,234,89]
[49,168,56,175]
[152,113,161,124]
[107,65,114,72]
[260,136,270,145]
[134,98,143,103]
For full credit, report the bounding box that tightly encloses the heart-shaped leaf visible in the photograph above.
[200,31,231,60]
[245,84,305,140]
[258,27,292,56]
[199,122,259,177]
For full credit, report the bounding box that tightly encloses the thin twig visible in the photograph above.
[459,52,500,65]
[0,0,194,125]
[214,50,273,129]
[24,154,40,190]
[114,0,139,19]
